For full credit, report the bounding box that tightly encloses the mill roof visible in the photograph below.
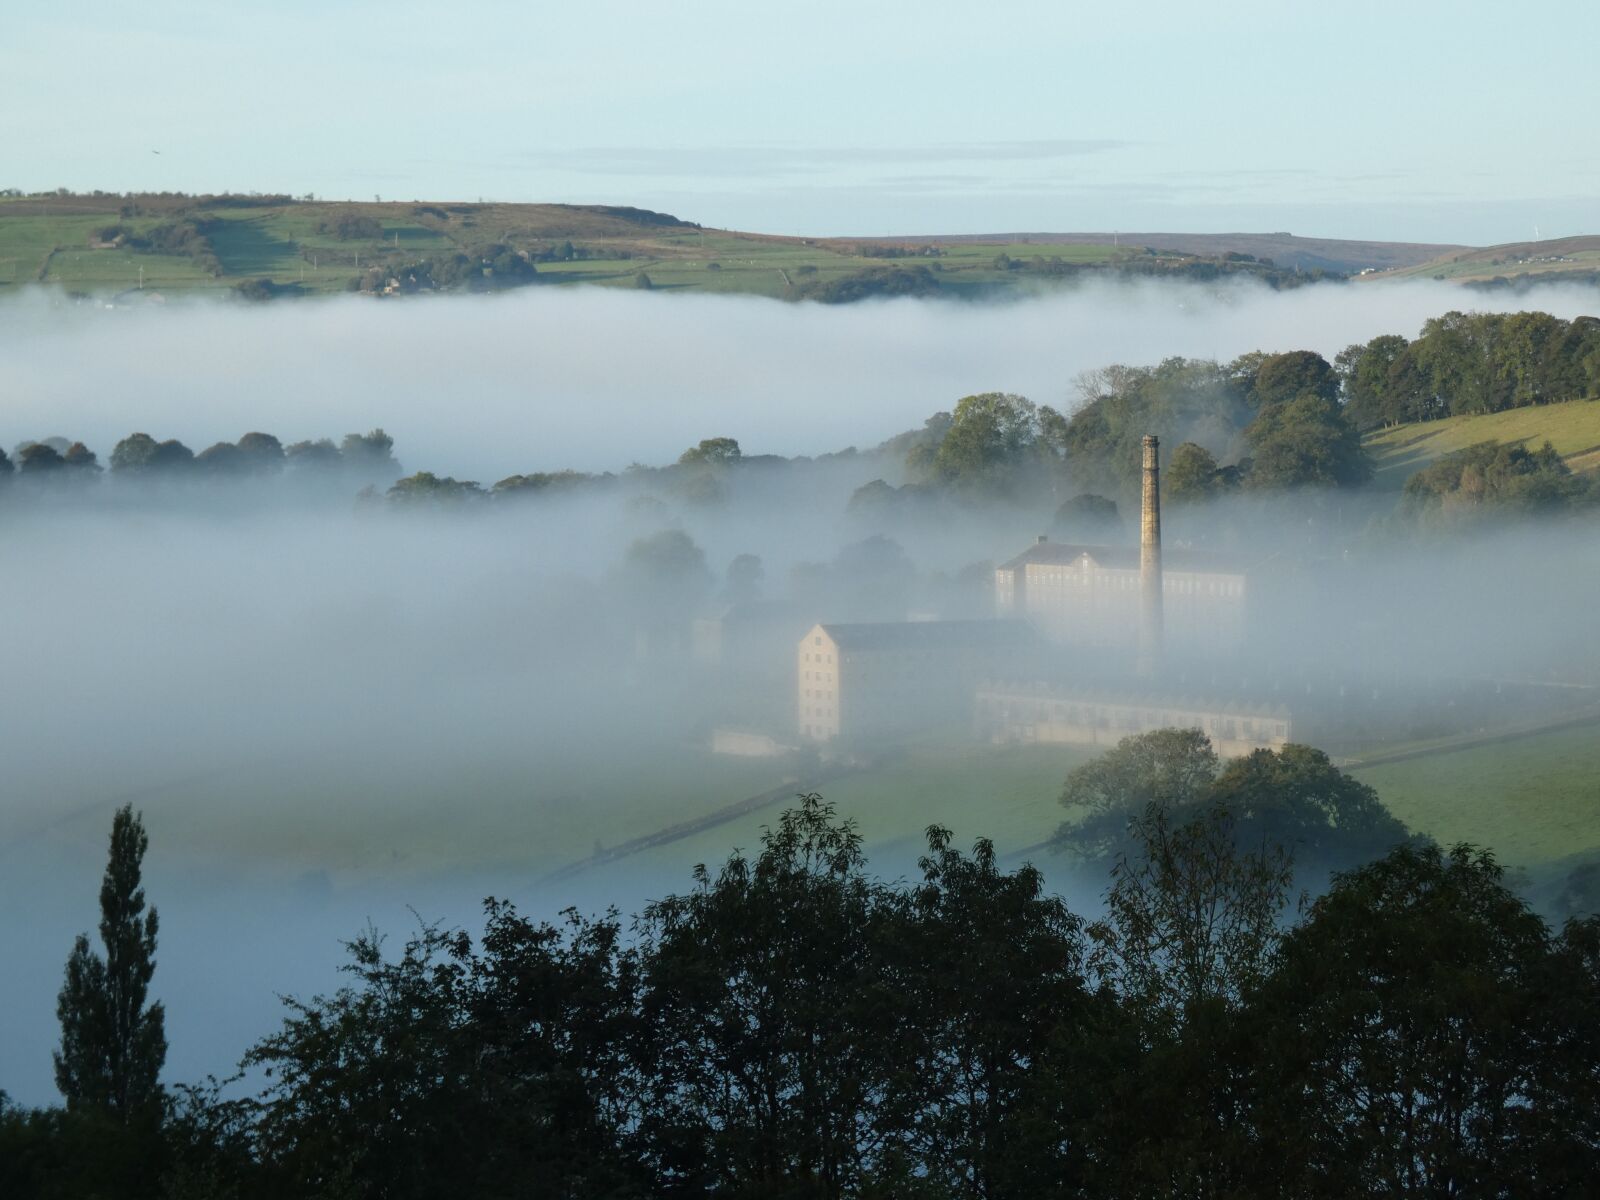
[814,619,1039,652]
[997,540,1251,575]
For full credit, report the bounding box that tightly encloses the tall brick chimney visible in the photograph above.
[1138,434,1163,678]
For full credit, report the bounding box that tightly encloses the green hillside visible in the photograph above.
[1365,234,1600,287]
[1365,398,1600,486]
[0,191,1382,302]
[0,192,1138,300]
[1353,721,1600,869]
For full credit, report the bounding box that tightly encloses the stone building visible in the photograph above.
[796,436,1282,752]
[974,680,1291,758]
[983,435,1289,753]
[996,435,1249,659]
[994,540,1249,656]
[798,620,1038,743]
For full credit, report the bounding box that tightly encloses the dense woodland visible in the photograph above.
[1338,311,1600,427]
[4,730,1599,1199]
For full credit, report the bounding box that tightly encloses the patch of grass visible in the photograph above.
[205,215,302,276]
[823,738,1091,855]
[615,734,1093,884]
[1352,722,1600,867]
[19,742,792,884]
[1364,399,1600,487]
[31,244,222,290]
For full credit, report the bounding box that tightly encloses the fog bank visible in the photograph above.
[5,278,1600,478]
[5,277,1600,1107]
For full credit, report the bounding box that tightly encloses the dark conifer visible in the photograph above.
[54,805,166,1120]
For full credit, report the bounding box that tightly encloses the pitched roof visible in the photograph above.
[997,540,1250,575]
[815,619,1039,652]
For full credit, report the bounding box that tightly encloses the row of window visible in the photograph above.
[1028,570,1244,598]
[981,703,1286,740]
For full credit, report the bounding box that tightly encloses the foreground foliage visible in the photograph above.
[5,785,1598,1199]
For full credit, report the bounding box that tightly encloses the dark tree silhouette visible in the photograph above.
[55,805,167,1121]
[18,443,66,473]
[63,442,101,472]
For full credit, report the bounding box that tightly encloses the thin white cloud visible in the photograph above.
[515,140,1131,180]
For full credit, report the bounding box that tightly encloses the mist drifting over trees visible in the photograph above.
[6,276,1600,479]
[3,276,1600,1195]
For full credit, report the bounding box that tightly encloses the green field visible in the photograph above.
[1353,723,1600,869]
[6,730,1093,898]
[12,742,791,885]
[623,726,1600,891]
[611,736,1095,883]
[1370,235,1600,285]
[530,233,1128,300]
[13,715,1598,906]
[1364,397,1600,486]
[0,194,1141,301]
[12,192,1599,300]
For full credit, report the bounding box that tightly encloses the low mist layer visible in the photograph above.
[6,278,1600,479]
[5,278,1600,1106]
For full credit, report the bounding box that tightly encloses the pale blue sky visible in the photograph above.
[4,0,1596,243]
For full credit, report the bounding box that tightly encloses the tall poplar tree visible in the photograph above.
[55,804,167,1119]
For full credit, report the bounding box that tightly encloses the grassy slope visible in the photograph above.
[0,194,1492,300]
[1369,235,1600,284]
[926,231,1459,274]
[14,743,789,883]
[1354,402,1600,871]
[30,718,1594,880]
[0,195,1132,299]
[1364,398,1600,487]
[6,729,1090,893]
[1353,722,1600,869]
[625,736,1094,877]
[616,726,1600,889]
[798,727,1600,880]
[10,685,1594,894]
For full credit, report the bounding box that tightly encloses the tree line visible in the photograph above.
[7,310,1596,524]
[854,326,1598,527]
[348,244,543,296]
[0,430,401,487]
[856,349,1373,515]
[1337,310,1600,428]
[1401,439,1598,524]
[4,732,1599,1198]
[990,249,1338,289]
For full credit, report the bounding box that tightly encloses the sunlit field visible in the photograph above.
[1365,397,1600,486]
[1353,721,1600,868]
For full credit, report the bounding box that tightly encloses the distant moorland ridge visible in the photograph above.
[891,230,1463,274]
[0,188,1590,301]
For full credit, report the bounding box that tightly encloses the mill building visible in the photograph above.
[797,619,1039,744]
